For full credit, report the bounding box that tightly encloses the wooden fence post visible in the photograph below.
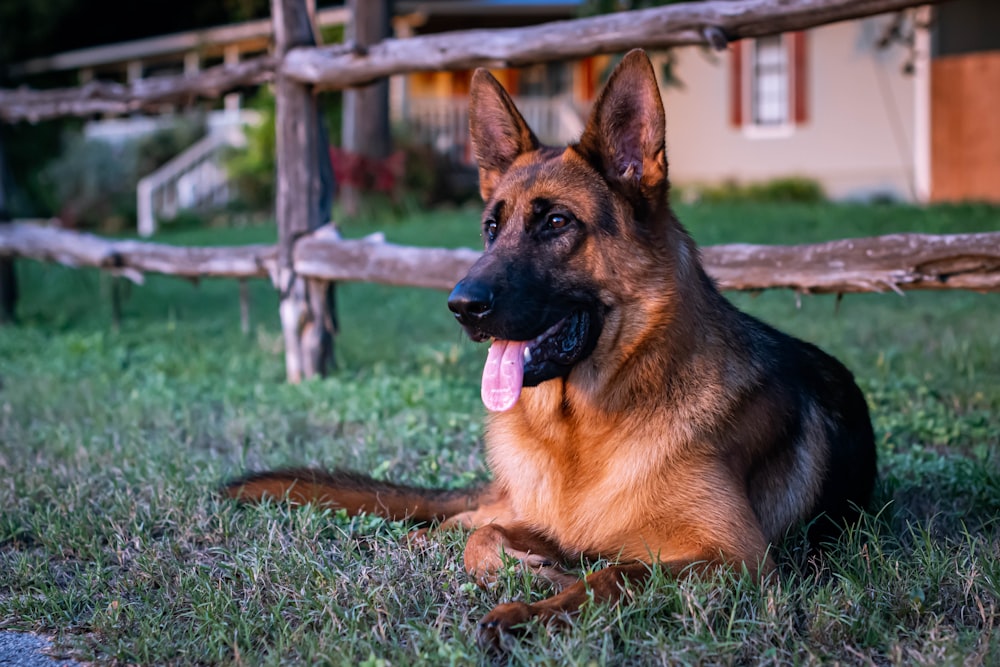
[341,0,391,216]
[272,0,336,382]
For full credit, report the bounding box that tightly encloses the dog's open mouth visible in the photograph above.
[481,310,594,412]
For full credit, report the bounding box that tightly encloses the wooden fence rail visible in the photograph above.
[0,59,276,123]
[4,221,999,295]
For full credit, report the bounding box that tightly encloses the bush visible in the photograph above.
[39,118,206,232]
[40,134,138,231]
[696,177,826,204]
[224,90,277,213]
[395,135,479,208]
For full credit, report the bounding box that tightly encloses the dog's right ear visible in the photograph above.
[577,49,667,205]
[469,69,539,201]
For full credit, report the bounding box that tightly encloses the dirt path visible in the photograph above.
[0,632,80,666]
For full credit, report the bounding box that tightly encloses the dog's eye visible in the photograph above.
[485,219,499,242]
[547,214,569,230]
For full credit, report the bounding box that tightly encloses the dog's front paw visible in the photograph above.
[477,601,535,649]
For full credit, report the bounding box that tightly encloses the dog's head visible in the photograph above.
[448,50,676,412]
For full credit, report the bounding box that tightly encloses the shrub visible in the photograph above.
[395,135,479,208]
[40,134,138,231]
[224,90,277,213]
[39,118,206,232]
[697,177,826,204]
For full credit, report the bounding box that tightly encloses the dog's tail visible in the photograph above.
[221,468,491,523]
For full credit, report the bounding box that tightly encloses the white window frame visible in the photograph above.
[742,34,797,140]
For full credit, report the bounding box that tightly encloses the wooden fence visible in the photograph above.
[2,0,997,383]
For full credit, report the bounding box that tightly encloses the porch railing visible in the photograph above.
[404,95,585,165]
[135,112,262,237]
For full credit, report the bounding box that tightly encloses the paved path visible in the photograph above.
[0,632,79,667]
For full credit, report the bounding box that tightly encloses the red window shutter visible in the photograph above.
[730,42,743,127]
[504,68,520,96]
[453,70,472,97]
[792,31,808,124]
[581,57,596,101]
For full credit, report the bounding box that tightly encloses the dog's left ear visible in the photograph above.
[577,49,667,201]
[469,68,540,201]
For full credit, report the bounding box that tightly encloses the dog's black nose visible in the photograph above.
[448,280,494,323]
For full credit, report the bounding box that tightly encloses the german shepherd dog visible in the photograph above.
[225,50,876,642]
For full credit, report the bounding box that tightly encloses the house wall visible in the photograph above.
[661,17,919,202]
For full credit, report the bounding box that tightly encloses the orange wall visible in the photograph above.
[406,59,603,103]
[931,51,1000,203]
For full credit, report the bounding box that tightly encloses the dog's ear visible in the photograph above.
[469,68,540,201]
[577,49,667,201]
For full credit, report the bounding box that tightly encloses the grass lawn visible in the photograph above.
[1,202,999,665]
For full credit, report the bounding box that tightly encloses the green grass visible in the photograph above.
[1,202,999,665]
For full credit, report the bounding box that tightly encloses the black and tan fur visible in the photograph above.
[224,50,876,643]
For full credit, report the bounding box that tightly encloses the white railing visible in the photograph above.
[404,95,585,165]
[136,111,261,237]
[405,97,470,164]
[518,96,586,146]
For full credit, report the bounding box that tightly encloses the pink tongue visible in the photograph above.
[481,339,527,412]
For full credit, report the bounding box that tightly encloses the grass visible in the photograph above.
[1,202,999,665]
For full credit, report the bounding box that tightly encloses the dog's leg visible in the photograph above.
[464,523,577,589]
[476,510,776,646]
[405,497,519,544]
[476,553,762,646]
[477,561,651,646]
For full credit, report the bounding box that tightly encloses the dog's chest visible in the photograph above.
[486,403,670,556]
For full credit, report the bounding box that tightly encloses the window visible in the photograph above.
[752,35,789,126]
[730,32,808,135]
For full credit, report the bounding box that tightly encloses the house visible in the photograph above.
[394,0,999,204]
[658,0,999,204]
[661,15,925,202]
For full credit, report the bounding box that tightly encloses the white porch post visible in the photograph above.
[389,17,415,125]
[224,45,242,115]
[184,51,201,76]
[126,60,143,83]
[913,5,932,203]
[137,179,155,237]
